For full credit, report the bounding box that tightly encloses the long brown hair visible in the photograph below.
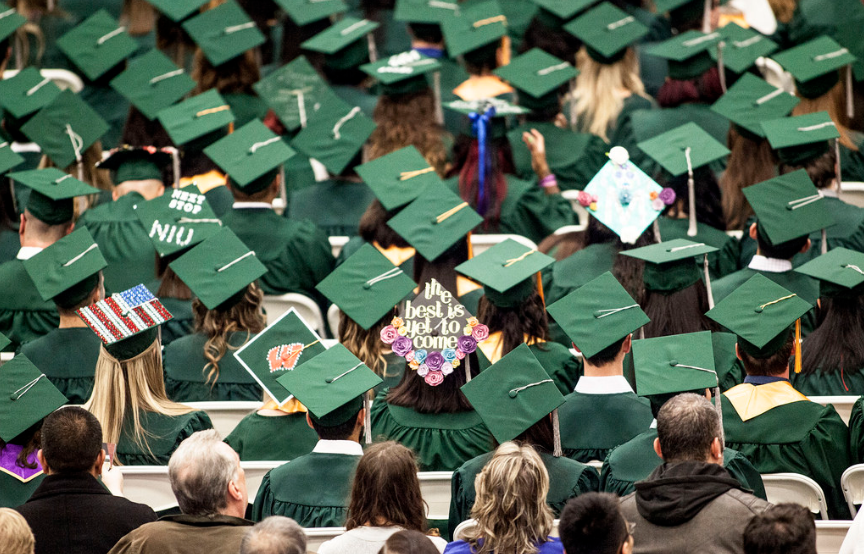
[801,295,864,377]
[344,441,428,532]
[720,126,777,230]
[792,81,858,151]
[477,291,549,356]
[0,423,41,470]
[358,200,411,249]
[642,284,717,339]
[386,350,479,413]
[339,308,397,377]
[192,48,260,95]
[121,0,155,36]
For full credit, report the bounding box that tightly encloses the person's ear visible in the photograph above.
[621,534,634,554]
[65,221,75,236]
[228,477,243,501]
[94,449,106,474]
[653,437,663,460]
[704,388,711,401]
[735,343,742,361]
[305,412,314,430]
[355,408,366,431]
[710,437,724,463]
[749,222,758,241]
[800,238,811,254]
[36,449,49,474]
[19,213,26,238]
[622,334,632,355]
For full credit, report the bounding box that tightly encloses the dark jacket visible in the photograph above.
[16,471,157,554]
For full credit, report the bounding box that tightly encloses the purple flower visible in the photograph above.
[392,336,413,357]
[417,363,429,377]
[458,335,477,354]
[426,351,445,372]
[659,187,676,205]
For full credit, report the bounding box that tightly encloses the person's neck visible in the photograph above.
[19,237,54,249]
[219,504,247,519]
[582,361,624,377]
[749,369,790,380]
[58,312,88,328]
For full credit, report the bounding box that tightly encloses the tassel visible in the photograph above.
[653,218,662,242]
[702,0,712,33]
[433,71,444,126]
[714,386,724,445]
[847,65,854,120]
[836,138,843,196]
[465,355,472,383]
[536,272,545,305]
[717,41,727,93]
[552,409,562,457]
[365,394,372,445]
[822,228,827,255]
[684,147,697,237]
[367,33,378,63]
[704,254,715,309]
[169,147,181,188]
[794,318,802,373]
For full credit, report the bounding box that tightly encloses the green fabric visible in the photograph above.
[791,369,864,397]
[607,94,656,157]
[116,410,213,466]
[252,451,360,526]
[376,352,407,396]
[163,332,263,402]
[156,296,195,347]
[224,411,318,462]
[223,93,270,133]
[0,471,43,509]
[657,218,740,278]
[712,332,746,392]
[202,186,234,218]
[599,428,766,499]
[438,57,471,136]
[288,179,375,237]
[331,84,380,121]
[721,393,852,519]
[475,342,582,396]
[0,231,19,265]
[558,390,654,463]
[849,396,864,463]
[0,259,59,348]
[840,135,864,182]
[81,85,128,153]
[370,389,494,471]
[18,328,100,405]
[449,450,599,538]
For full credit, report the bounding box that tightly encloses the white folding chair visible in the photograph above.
[453,519,560,541]
[761,473,829,520]
[241,461,285,502]
[554,224,587,235]
[470,234,538,257]
[817,520,854,554]
[261,293,325,334]
[587,460,603,474]
[810,396,857,425]
[305,527,347,551]
[0,352,13,367]
[839,182,864,209]
[418,471,453,520]
[725,230,744,240]
[841,464,864,517]
[560,190,590,227]
[327,303,342,339]
[329,236,350,259]
[185,401,262,439]
[3,68,85,92]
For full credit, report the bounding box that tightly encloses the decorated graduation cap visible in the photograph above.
[135,186,222,258]
[795,247,864,298]
[110,49,197,120]
[355,146,443,210]
[632,331,719,397]
[461,343,566,454]
[711,22,777,76]
[182,0,264,67]
[361,50,442,96]
[23,228,106,307]
[387,181,483,261]
[10,168,100,225]
[77,284,174,360]
[773,36,856,104]
[441,0,508,58]
[301,17,380,70]
[234,308,328,406]
[394,0,461,24]
[0,355,68,443]
[157,89,235,146]
[97,145,173,185]
[0,67,61,120]
[762,111,840,166]
[56,10,138,81]
[530,0,595,28]
[291,98,376,176]
[710,73,800,140]
[205,119,296,194]
[276,0,347,26]
[647,30,723,80]
[564,2,649,64]
[456,238,554,308]
[316,243,416,330]
[494,48,577,111]
[621,239,718,306]
[253,56,340,132]
[546,271,649,359]
[146,0,209,22]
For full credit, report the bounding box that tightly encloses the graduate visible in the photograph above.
[545,272,654,463]
[519,0,584,66]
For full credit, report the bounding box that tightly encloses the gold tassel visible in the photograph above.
[794,319,802,374]
[536,272,545,305]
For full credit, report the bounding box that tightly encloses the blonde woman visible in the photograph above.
[446,442,561,554]
[0,509,34,554]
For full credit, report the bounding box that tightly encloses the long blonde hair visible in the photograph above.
[792,80,859,151]
[570,47,647,142]
[465,442,554,554]
[339,308,397,377]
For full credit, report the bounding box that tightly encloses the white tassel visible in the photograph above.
[717,42,727,93]
[433,71,444,126]
[465,356,471,383]
[704,254,715,309]
[714,386,724,445]
[847,65,854,120]
[822,228,828,255]
[552,409,562,457]
[685,147,697,237]
[365,395,372,445]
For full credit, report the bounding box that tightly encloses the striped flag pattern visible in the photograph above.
[77,284,173,345]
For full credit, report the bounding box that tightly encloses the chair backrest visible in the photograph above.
[841,464,864,517]
[553,225,587,236]
[818,520,854,554]
[809,396,856,425]
[185,401,261,439]
[261,294,325,334]
[2,68,85,92]
[418,471,453,520]
[329,236,350,259]
[305,527,347,552]
[838,182,864,209]
[327,303,342,339]
[453,519,560,542]
[470,234,538,257]
[559,191,590,227]
[761,473,829,520]
[0,352,13,367]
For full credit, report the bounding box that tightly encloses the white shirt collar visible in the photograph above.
[232,202,274,210]
[748,255,793,273]
[650,419,657,429]
[574,375,634,395]
[16,246,43,260]
[313,440,364,456]
[821,188,838,198]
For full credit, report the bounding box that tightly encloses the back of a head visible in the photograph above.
[743,504,816,554]
[559,493,629,554]
[656,393,721,463]
[41,406,103,473]
[240,516,306,554]
[0,509,34,554]
[379,530,441,554]
[168,430,236,516]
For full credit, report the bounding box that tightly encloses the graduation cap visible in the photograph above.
[316,243,416,330]
[204,119,296,194]
[301,17,380,70]
[546,271,649,359]
[20,90,109,170]
[56,10,138,81]
[632,331,718,397]
[564,2,650,64]
[795,247,864,298]
[621,239,718,306]
[530,0,595,28]
[10,168,100,225]
[134,186,222,258]
[773,36,856,100]
[360,50,442,96]
[23,227,106,306]
[157,89,235,146]
[77,284,174,360]
[290,98,376,176]
[654,0,708,28]
[97,146,173,185]
[387,181,483,261]
[182,1,265,67]
[234,308,328,406]
[0,142,24,176]
[647,30,723,80]
[494,48,577,111]
[455,238,554,308]
[441,0,508,58]
[110,49,197,121]
[355,146,443,210]
[146,0,209,22]
[0,7,25,43]
[711,22,778,76]
[253,55,341,132]
[461,342,565,452]
[710,73,800,139]
[0,355,68,443]
[394,0,461,23]
[0,67,62,120]
[275,0,348,26]
[761,111,840,166]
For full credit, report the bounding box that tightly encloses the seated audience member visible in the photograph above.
[379,530,442,554]
[743,504,816,554]
[0,508,35,554]
[620,394,771,554]
[16,407,156,554]
[240,517,306,554]
[558,493,633,554]
[108,430,253,554]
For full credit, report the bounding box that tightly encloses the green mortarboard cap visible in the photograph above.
[169,227,267,310]
[276,344,382,425]
[546,271,649,358]
[0,67,62,120]
[455,238,554,308]
[97,146,172,184]
[0,142,24,175]
[12,168,100,225]
[773,36,856,99]
[134,186,222,257]
[253,56,342,133]
[761,111,840,165]
[146,0,209,22]
[0,355,68,442]
[360,50,441,95]
[110,49,197,121]
[705,273,812,357]
[632,331,718,397]
[742,169,834,245]
[182,1,265,67]
[157,89,235,146]
[355,146,443,210]
[621,238,717,293]
[395,0,461,23]
[710,73,800,139]
[21,90,109,169]
[233,308,328,405]
[23,227,106,303]
[461,342,565,443]
[565,2,649,64]
[637,122,730,177]
[647,30,723,80]
[276,0,347,26]
[204,119,296,193]
[316,243,416,330]
[0,332,9,352]
[0,7,25,43]
[290,99,376,175]
[795,247,864,298]
[530,0,595,21]
[653,0,695,11]
[387,181,483,261]
[711,23,777,75]
[441,0,508,58]
[301,17,379,69]
[56,10,138,81]
[494,48,577,104]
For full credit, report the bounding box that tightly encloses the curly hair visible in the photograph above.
[477,290,550,356]
[339,307,398,377]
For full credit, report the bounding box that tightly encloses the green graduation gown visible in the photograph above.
[163,332,263,402]
[252,451,360,526]
[608,95,656,155]
[224,412,318,462]
[713,332,747,392]
[0,229,19,265]
[18,327,101,405]
[599,428,767,499]
[0,258,58,348]
[791,368,864,397]
[117,410,213,466]
[152,296,194,347]
[370,389,495,472]
[0,471,43,508]
[336,237,415,275]
[846,396,864,463]
[657,217,740,278]
[288,179,376,237]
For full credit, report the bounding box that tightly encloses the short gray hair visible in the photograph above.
[168,430,237,516]
[656,393,721,463]
[240,517,307,554]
